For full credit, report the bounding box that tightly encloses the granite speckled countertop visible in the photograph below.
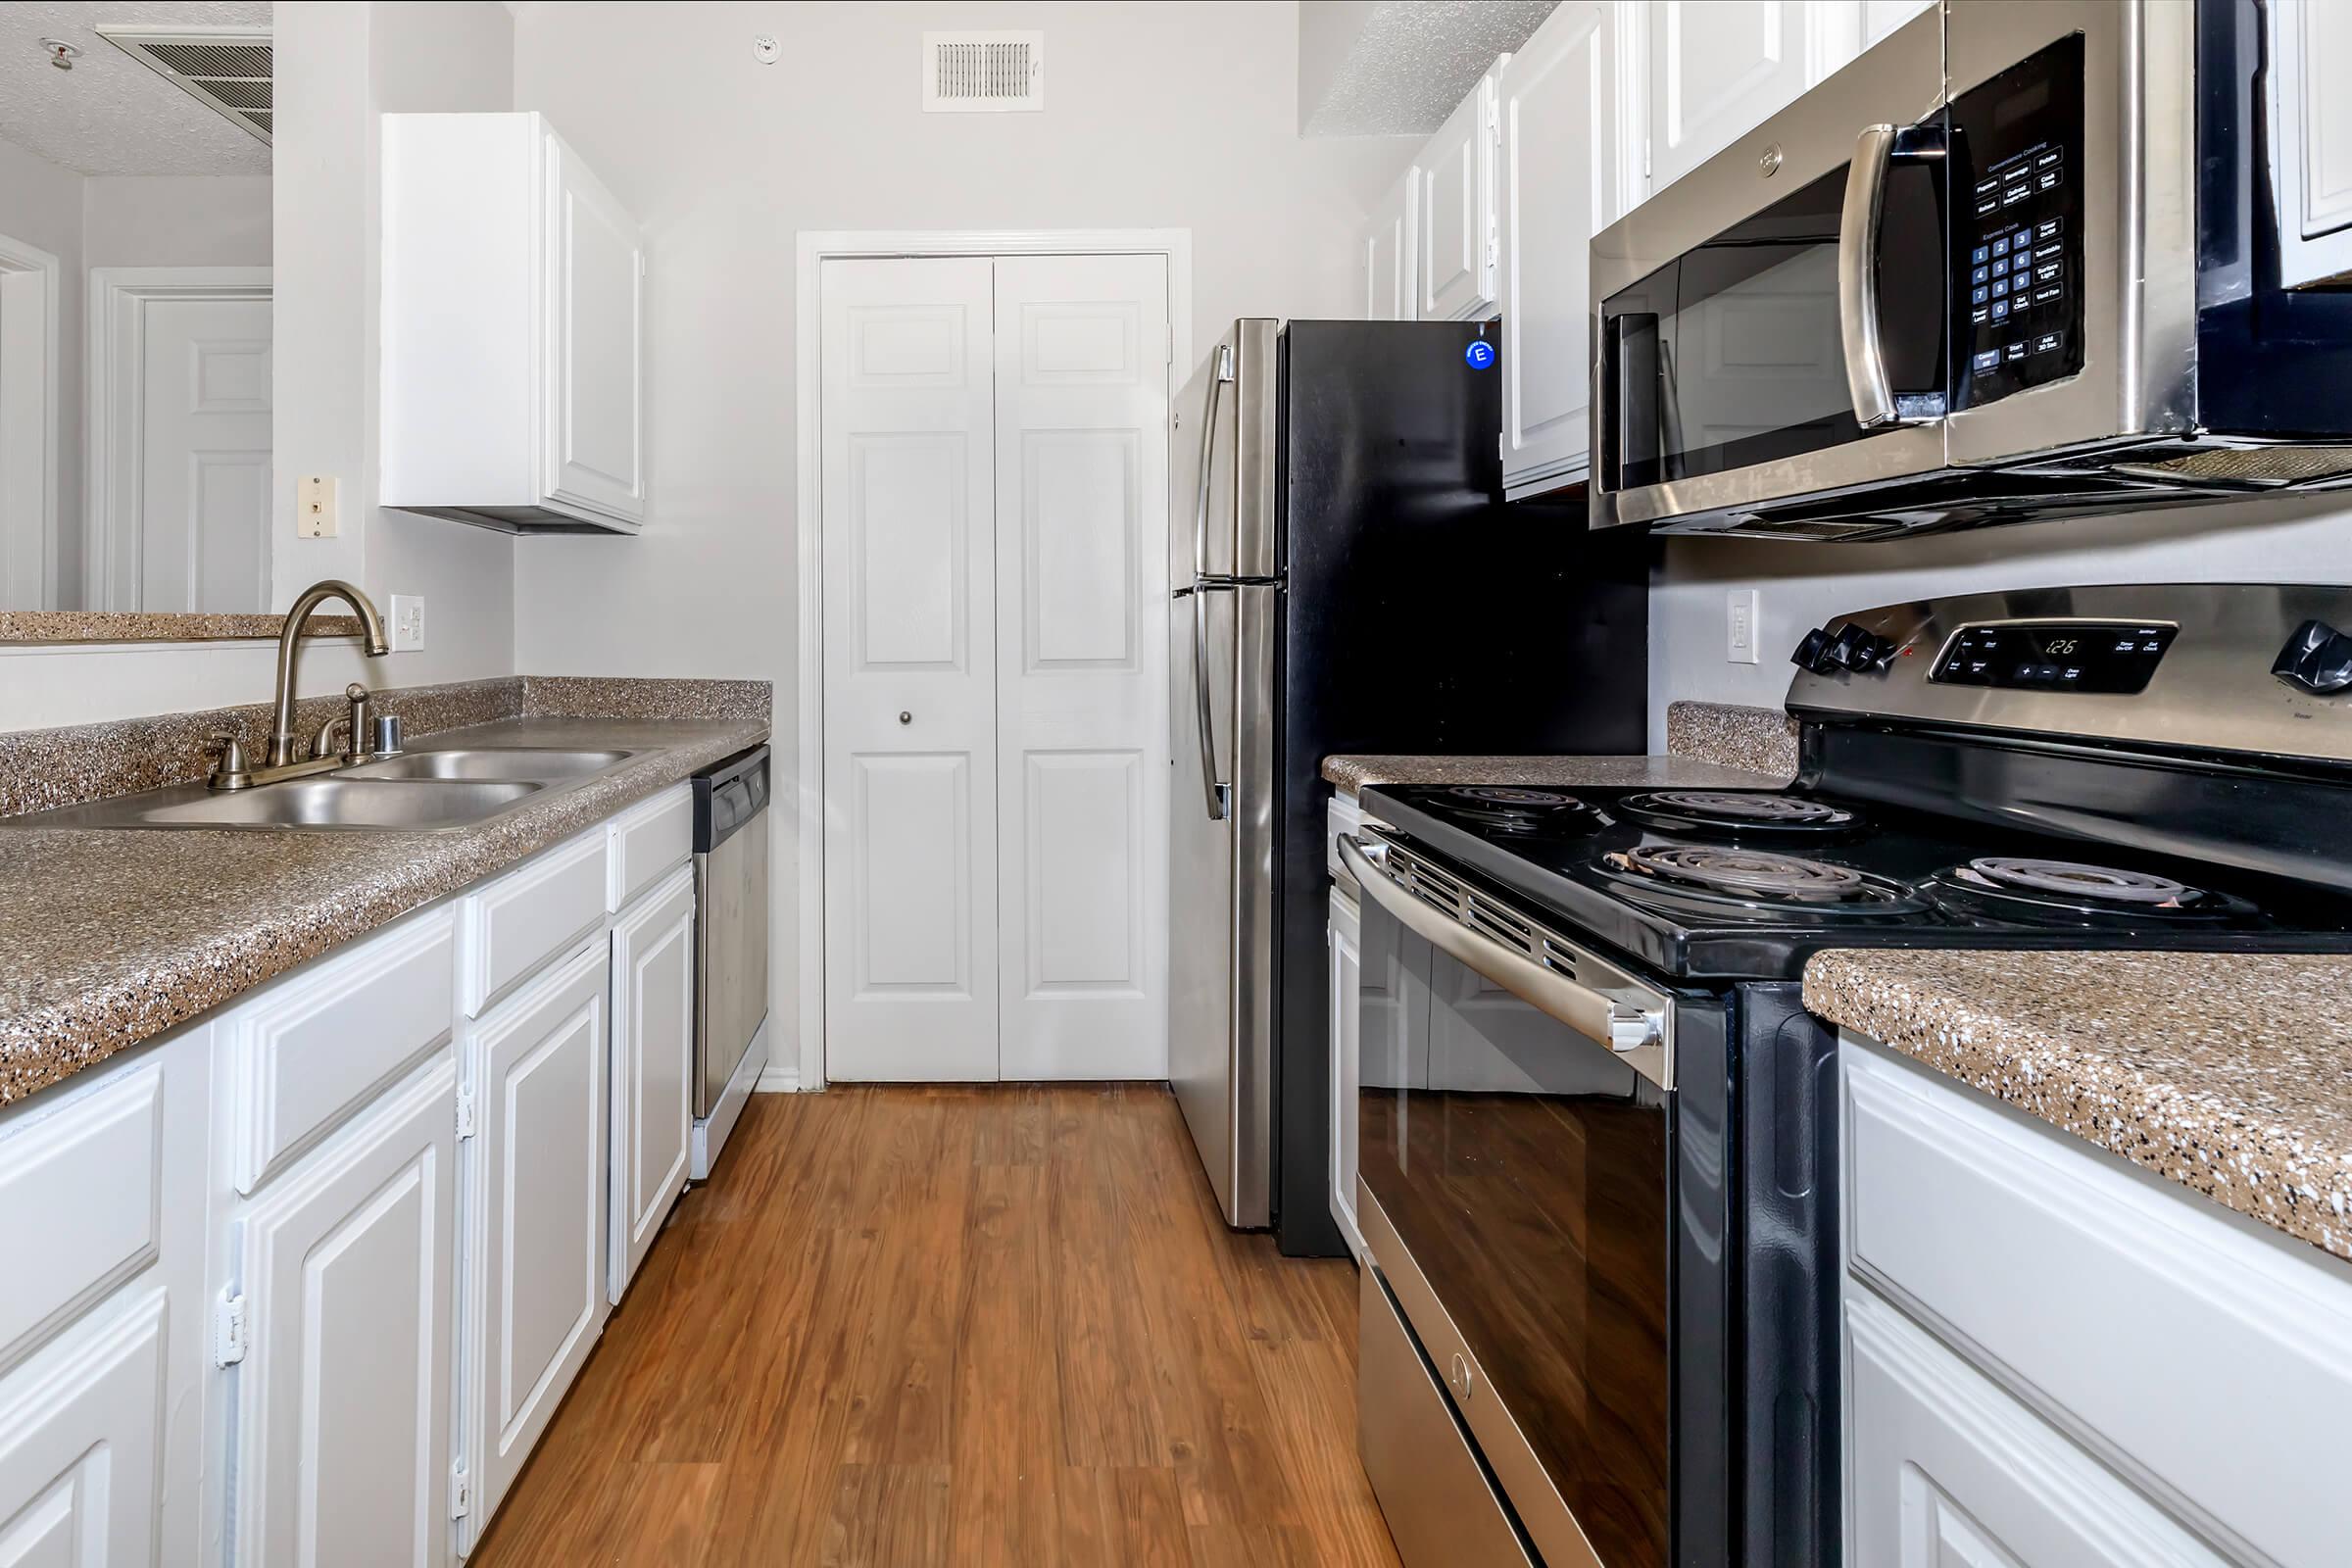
[1805,949,2352,1261]
[0,714,766,1108]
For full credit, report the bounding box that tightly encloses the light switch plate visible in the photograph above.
[389,595,425,653]
[1727,589,1761,664]
[297,476,338,539]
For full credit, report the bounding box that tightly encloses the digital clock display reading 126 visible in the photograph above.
[1930,622,2179,693]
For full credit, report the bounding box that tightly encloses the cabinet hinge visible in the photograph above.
[455,1085,476,1141]
[1498,431,1506,460]
[451,1459,472,1519]
[213,1290,248,1367]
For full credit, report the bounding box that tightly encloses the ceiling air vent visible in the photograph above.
[922,30,1043,113]
[93,25,273,146]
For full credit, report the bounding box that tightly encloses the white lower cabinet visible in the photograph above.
[1847,1288,2225,1568]
[1326,885,1363,1259]
[0,1292,171,1565]
[610,865,696,1303]
[226,1054,459,1568]
[458,942,612,1550]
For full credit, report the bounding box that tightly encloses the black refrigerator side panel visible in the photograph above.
[1269,319,1651,1257]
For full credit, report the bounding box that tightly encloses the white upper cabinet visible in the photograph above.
[1859,0,1936,53]
[380,112,647,533]
[1497,1,1626,497]
[2270,0,2352,288]
[1646,1,1844,197]
[1363,169,1417,321]
[1415,69,1501,321]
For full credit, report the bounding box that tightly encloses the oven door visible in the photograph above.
[1591,7,1950,532]
[1342,836,1676,1568]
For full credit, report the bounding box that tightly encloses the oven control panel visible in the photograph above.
[1949,33,2085,410]
[1930,621,2179,694]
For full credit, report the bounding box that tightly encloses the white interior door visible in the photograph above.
[820,256,1001,1081]
[133,293,271,612]
[991,254,1171,1080]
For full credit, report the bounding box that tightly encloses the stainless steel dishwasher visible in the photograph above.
[690,744,768,1180]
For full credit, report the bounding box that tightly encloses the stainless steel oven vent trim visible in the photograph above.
[1343,830,1674,1090]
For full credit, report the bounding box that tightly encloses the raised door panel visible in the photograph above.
[232,1057,457,1568]
[543,132,646,524]
[992,254,1171,1080]
[1861,0,1935,51]
[611,868,694,1302]
[133,296,271,613]
[2272,0,2352,287]
[1327,888,1363,1259]
[820,257,999,1083]
[1500,1,1617,495]
[1418,75,1497,321]
[465,946,610,1542]
[1846,1289,2227,1568]
[0,1065,162,1378]
[1363,171,1416,321]
[1648,0,1818,195]
[0,1294,168,1568]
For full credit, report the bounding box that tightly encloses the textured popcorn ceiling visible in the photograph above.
[1302,0,1559,136]
[0,1,271,175]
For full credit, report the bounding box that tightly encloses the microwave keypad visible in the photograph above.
[1949,34,2086,410]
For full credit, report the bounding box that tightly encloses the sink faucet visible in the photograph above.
[209,579,392,791]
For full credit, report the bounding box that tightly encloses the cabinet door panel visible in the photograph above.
[1326,889,1363,1258]
[543,131,646,523]
[1417,74,1497,321]
[1362,171,1415,321]
[1648,0,1820,195]
[611,868,695,1302]
[233,1058,457,1568]
[1847,1289,2227,1568]
[465,947,610,1543]
[1500,2,1618,494]
[0,1294,167,1567]
[2272,0,2352,287]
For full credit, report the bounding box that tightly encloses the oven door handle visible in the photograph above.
[1339,835,1670,1089]
[1838,122,1943,430]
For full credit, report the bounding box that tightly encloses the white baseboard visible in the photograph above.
[755,1059,801,1093]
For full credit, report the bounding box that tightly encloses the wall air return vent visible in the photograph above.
[93,25,272,146]
[922,30,1043,113]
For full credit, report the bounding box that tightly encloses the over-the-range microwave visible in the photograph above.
[1591,0,2352,541]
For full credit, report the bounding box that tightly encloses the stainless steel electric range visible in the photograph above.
[1347,584,2352,1568]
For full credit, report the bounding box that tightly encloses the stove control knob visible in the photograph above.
[2275,618,2352,694]
[1791,626,1837,673]
[1826,625,1900,673]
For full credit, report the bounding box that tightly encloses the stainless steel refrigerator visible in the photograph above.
[1167,318,1649,1253]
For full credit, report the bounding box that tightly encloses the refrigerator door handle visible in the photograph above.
[1193,584,1230,820]
[1192,342,1235,581]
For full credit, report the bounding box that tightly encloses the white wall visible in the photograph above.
[81,175,271,269]
[1649,494,2352,738]
[270,0,518,691]
[509,0,1416,1072]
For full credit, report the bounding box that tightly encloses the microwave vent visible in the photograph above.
[923,31,1044,113]
[93,26,272,146]
[2109,445,2352,489]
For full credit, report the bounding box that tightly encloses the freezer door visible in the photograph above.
[1167,576,1277,1227]
[1171,319,1280,586]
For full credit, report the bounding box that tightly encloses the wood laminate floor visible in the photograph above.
[470,1084,1403,1567]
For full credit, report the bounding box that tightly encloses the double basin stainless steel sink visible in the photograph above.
[12,747,639,832]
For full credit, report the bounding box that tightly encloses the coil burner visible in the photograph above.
[1608,845,1889,906]
[1614,791,1860,837]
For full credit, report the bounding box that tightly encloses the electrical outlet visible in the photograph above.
[297,476,339,538]
[1727,589,1761,664]
[389,595,425,653]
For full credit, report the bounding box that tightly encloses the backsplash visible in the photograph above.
[0,675,772,818]
[1664,701,1800,778]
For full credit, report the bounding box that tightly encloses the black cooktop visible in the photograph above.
[1360,782,2352,982]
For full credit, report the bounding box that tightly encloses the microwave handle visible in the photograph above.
[1838,122,1942,429]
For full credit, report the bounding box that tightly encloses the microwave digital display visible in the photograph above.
[1949,33,2087,410]
[1931,622,2178,694]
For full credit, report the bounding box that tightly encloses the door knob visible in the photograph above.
[898,710,912,725]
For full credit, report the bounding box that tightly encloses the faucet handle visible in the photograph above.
[208,732,254,792]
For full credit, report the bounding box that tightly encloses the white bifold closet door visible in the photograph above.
[820,253,1171,1084]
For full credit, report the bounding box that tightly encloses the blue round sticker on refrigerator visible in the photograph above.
[1464,339,1496,369]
